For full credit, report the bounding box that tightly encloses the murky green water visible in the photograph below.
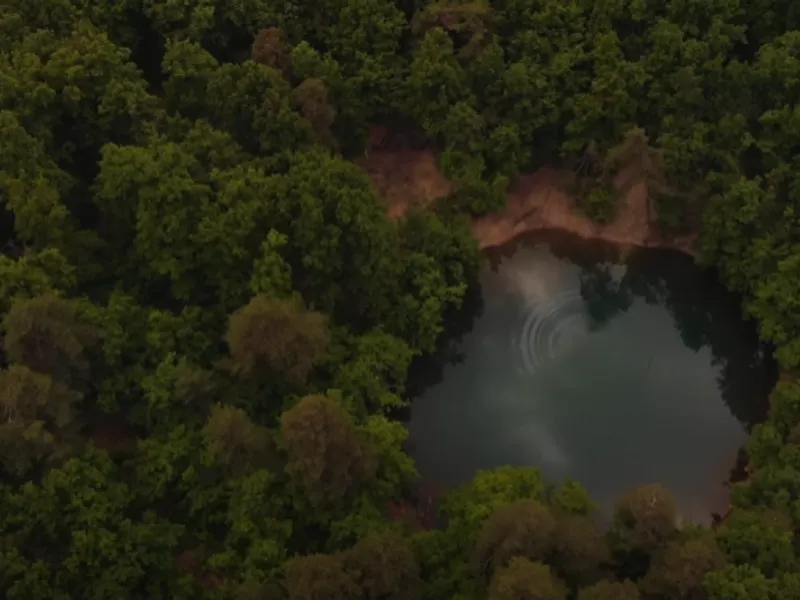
[407,232,776,522]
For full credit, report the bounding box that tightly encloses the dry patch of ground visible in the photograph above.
[359,138,695,255]
[358,147,451,219]
[473,167,651,250]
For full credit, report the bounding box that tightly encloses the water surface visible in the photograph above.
[407,232,775,522]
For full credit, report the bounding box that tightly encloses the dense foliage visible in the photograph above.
[1,0,800,598]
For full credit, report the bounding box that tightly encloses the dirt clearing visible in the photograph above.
[359,136,695,255]
[358,147,451,219]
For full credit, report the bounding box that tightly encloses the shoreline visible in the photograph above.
[475,221,697,257]
[361,145,769,529]
[469,168,698,257]
[359,147,697,257]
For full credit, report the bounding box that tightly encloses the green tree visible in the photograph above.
[768,381,800,437]
[0,248,76,314]
[407,28,471,137]
[332,329,415,416]
[563,31,646,158]
[322,0,405,120]
[205,60,313,157]
[265,150,403,326]
[208,469,292,584]
[93,140,214,298]
[444,466,546,529]
[549,480,598,517]
[0,21,158,168]
[0,449,187,599]
[139,353,216,433]
[0,111,75,251]
[704,565,776,600]
[715,510,796,577]
[144,0,271,58]
[291,78,337,145]
[249,230,297,301]
[359,414,418,503]
[162,38,219,118]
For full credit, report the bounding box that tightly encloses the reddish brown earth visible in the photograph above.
[359,140,696,255]
[358,147,453,220]
[473,166,696,254]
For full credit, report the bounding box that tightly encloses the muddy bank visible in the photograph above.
[473,168,697,255]
[359,147,697,256]
[359,147,452,220]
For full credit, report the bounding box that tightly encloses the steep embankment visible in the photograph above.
[360,145,696,255]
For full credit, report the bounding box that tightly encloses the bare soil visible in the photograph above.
[357,148,452,219]
[359,141,696,255]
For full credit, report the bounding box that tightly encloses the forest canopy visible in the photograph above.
[1,0,800,598]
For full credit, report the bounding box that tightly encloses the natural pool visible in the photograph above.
[407,232,776,522]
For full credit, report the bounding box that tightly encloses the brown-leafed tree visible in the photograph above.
[3,293,100,384]
[611,484,678,553]
[292,78,337,146]
[473,500,557,582]
[225,295,330,386]
[578,580,641,600]
[0,364,82,476]
[639,534,725,600]
[204,403,273,475]
[284,553,357,600]
[344,531,422,600]
[280,394,372,509]
[488,558,567,600]
[551,515,610,585]
[251,27,290,72]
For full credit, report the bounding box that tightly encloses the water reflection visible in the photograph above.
[407,230,776,522]
[486,231,777,430]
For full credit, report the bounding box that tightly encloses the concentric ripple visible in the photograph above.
[516,289,589,378]
[408,240,766,524]
[512,286,655,389]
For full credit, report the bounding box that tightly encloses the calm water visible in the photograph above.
[407,232,776,522]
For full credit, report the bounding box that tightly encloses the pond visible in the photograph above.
[406,231,777,523]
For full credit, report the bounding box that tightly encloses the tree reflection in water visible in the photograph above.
[540,232,777,431]
[413,229,777,433]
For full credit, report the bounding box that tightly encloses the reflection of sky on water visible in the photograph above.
[408,243,770,523]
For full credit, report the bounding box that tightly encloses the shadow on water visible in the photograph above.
[398,283,484,514]
[622,249,777,430]
[403,282,485,405]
